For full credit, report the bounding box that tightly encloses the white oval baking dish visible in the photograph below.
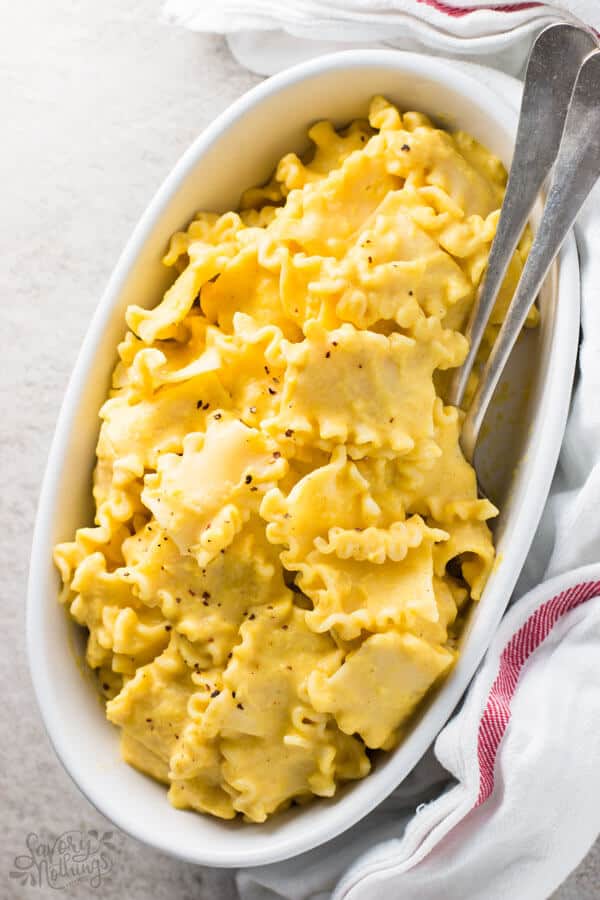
[27,50,580,868]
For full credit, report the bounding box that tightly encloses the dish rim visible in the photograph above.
[27,48,580,867]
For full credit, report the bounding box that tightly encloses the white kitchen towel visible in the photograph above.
[163,4,600,898]
[162,1,600,76]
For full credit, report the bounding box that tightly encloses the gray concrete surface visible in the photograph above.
[1,2,597,897]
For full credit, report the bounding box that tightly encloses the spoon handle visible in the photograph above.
[448,23,597,408]
[461,49,600,463]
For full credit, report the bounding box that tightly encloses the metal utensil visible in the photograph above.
[448,23,596,415]
[458,38,600,463]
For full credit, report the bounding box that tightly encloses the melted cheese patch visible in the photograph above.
[54,96,530,822]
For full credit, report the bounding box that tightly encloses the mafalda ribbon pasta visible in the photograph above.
[54,97,534,823]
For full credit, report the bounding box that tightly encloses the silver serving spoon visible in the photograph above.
[449,23,596,414]
[449,22,596,414]
[452,27,600,462]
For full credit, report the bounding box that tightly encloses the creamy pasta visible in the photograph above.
[54,97,534,822]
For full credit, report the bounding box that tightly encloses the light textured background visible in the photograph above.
[1,2,598,898]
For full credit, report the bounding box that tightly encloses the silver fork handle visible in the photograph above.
[461,49,600,463]
[448,22,596,408]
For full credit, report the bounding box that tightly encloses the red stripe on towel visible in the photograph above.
[476,580,600,805]
[416,0,543,17]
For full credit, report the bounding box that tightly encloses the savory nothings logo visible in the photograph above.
[10,829,120,890]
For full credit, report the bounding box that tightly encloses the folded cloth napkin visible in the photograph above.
[163,4,600,897]
[162,1,600,75]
